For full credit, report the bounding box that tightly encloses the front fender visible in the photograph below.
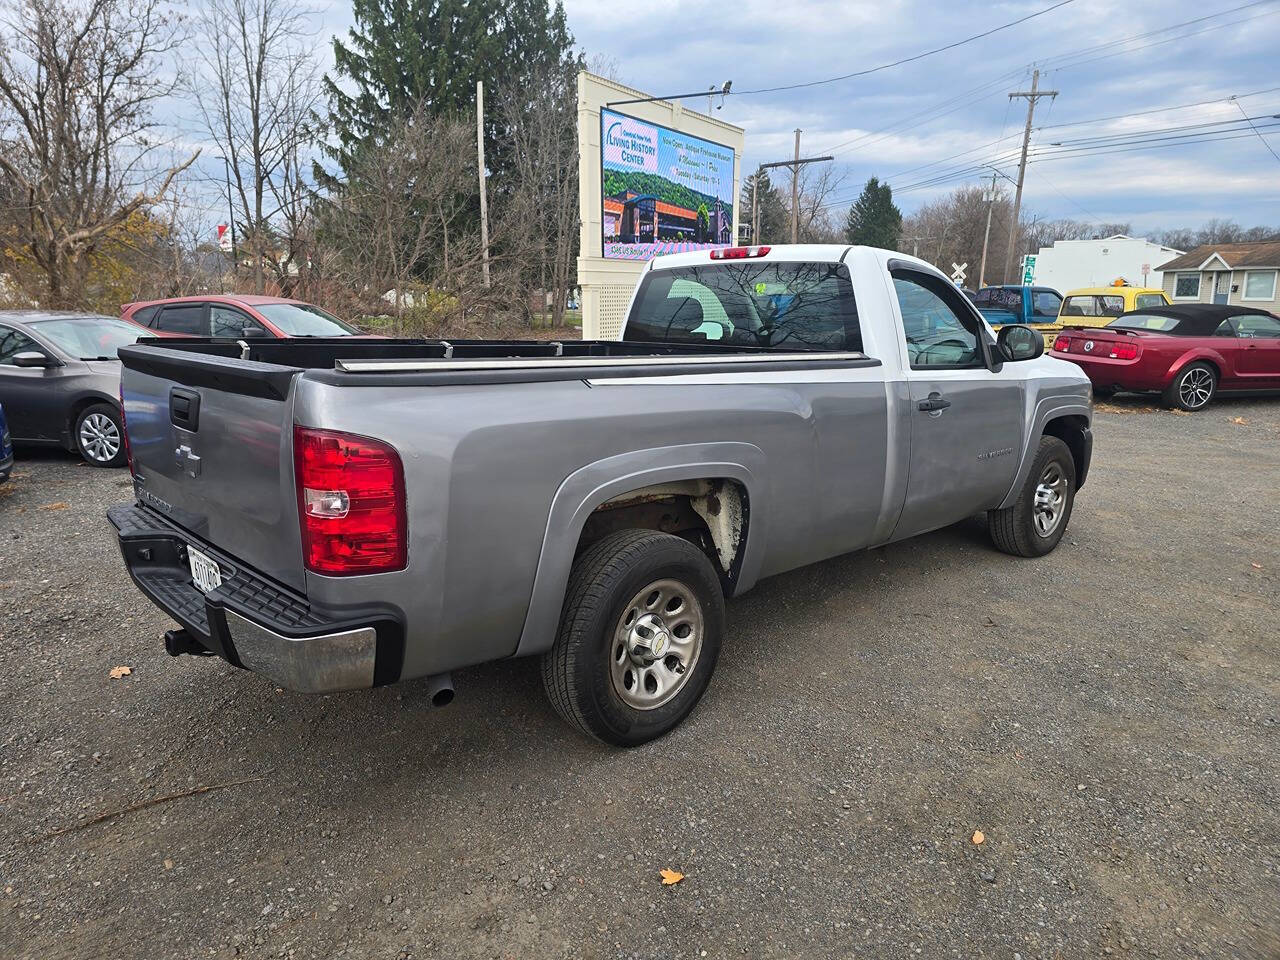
[513,442,768,657]
[997,391,1092,510]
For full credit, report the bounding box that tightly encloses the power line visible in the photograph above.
[728,0,1076,96]
[1038,84,1280,130]
[1230,97,1280,165]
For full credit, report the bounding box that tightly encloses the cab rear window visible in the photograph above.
[1062,294,1125,317]
[624,262,861,352]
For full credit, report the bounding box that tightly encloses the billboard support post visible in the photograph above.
[476,80,490,289]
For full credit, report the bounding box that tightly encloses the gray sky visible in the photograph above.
[195,0,1280,234]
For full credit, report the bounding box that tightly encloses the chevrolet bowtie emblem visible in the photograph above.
[174,444,202,478]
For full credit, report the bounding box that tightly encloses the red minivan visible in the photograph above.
[121,295,362,339]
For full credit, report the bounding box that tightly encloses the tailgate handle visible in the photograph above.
[170,387,201,432]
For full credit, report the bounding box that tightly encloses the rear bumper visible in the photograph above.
[107,501,404,693]
[1049,351,1164,391]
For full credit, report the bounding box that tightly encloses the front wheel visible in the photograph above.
[74,403,126,467]
[542,529,725,747]
[1163,362,1216,411]
[988,436,1076,558]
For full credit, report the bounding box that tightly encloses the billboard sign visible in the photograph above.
[600,108,735,261]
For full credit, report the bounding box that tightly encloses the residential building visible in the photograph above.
[1156,241,1280,312]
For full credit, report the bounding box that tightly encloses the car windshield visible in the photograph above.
[1111,314,1179,332]
[256,302,358,336]
[31,316,142,359]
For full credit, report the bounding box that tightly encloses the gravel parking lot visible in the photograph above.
[1,396,1277,960]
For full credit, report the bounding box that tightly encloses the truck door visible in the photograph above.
[887,267,1025,541]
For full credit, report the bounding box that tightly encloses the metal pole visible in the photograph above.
[222,156,238,274]
[790,129,801,244]
[1002,69,1057,283]
[978,171,997,288]
[751,173,759,244]
[477,80,491,289]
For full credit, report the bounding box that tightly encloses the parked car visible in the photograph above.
[1057,285,1170,329]
[1049,303,1280,410]
[0,311,144,466]
[0,402,12,484]
[121,295,362,338]
[971,284,1065,342]
[109,244,1093,746]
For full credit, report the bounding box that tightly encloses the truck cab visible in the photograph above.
[971,284,1065,343]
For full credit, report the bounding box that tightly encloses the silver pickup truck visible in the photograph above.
[109,245,1092,746]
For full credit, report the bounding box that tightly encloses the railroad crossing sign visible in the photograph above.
[951,262,968,285]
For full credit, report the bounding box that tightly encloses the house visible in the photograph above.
[1026,235,1183,292]
[1155,241,1280,312]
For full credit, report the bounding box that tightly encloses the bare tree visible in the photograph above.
[318,102,478,332]
[195,0,320,294]
[497,61,578,325]
[795,165,847,243]
[0,0,195,306]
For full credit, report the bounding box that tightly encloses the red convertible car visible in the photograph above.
[1049,304,1280,411]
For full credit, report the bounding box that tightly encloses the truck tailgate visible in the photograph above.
[119,345,307,592]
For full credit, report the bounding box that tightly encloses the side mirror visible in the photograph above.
[12,350,56,368]
[242,325,269,338]
[996,324,1044,362]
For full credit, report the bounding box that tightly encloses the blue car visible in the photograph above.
[0,401,12,484]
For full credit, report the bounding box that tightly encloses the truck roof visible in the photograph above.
[644,244,937,273]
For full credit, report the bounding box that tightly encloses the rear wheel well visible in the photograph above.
[577,479,749,594]
[1043,415,1089,488]
[66,396,117,449]
[1177,356,1220,380]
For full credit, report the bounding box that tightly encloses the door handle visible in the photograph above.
[918,392,951,412]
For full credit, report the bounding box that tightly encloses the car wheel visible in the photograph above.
[1163,362,1217,411]
[74,403,126,467]
[988,436,1075,558]
[542,529,725,747]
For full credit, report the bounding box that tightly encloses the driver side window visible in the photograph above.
[892,273,983,369]
[0,326,40,364]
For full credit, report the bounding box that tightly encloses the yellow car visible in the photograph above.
[1057,285,1170,329]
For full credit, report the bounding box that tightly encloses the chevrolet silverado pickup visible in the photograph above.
[109,245,1093,746]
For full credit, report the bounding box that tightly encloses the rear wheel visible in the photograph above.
[542,529,724,747]
[1163,362,1216,411]
[988,436,1075,558]
[74,403,126,467]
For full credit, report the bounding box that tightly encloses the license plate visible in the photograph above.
[188,545,223,593]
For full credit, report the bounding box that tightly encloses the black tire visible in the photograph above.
[73,402,126,468]
[542,529,725,747]
[988,436,1075,558]
[1162,361,1217,411]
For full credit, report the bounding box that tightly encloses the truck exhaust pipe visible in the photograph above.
[424,672,455,708]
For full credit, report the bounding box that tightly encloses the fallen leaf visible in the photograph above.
[163,859,174,870]
[1251,563,1263,570]
[38,501,70,511]
[109,665,132,679]
[1229,416,1248,425]
[971,830,985,845]
[659,868,684,886]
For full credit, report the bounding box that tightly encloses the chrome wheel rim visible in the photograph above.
[1179,368,1213,408]
[79,412,120,462]
[610,578,704,711]
[1033,463,1069,537]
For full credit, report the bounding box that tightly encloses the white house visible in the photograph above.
[1027,235,1183,293]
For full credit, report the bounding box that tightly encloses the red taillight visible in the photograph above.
[1052,335,1070,352]
[709,245,771,260]
[1109,342,1139,360]
[293,426,406,575]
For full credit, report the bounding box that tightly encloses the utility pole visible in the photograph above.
[1001,69,1057,283]
[791,129,801,243]
[476,80,491,288]
[903,236,933,258]
[751,138,832,247]
[978,170,999,288]
[220,155,238,275]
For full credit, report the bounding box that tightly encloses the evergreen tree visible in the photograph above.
[843,177,902,249]
[321,0,574,182]
[740,167,788,244]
